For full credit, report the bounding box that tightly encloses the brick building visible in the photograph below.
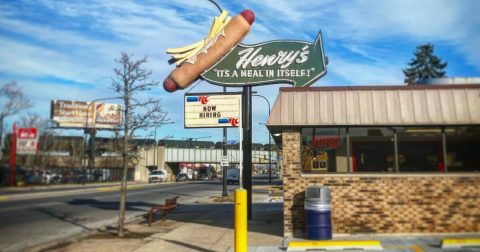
[266,84,480,237]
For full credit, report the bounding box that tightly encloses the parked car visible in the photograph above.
[176,173,188,182]
[226,168,240,184]
[42,170,62,184]
[148,170,166,183]
[198,173,210,181]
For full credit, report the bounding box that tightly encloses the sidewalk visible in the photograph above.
[28,185,480,252]
[33,185,284,252]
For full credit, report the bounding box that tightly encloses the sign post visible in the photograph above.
[242,86,253,219]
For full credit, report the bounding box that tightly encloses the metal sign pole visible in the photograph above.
[242,86,253,219]
[222,87,228,197]
[239,105,243,189]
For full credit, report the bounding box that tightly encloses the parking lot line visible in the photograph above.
[287,240,382,251]
[442,238,480,249]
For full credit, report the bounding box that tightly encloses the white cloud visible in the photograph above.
[333,0,464,41]
[327,53,404,85]
[0,37,92,83]
[243,0,480,70]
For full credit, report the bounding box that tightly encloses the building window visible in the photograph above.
[350,128,394,172]
[446,126,480,172]
[301,128,347,173]
[300,126,480,174]
[396,127,442,172]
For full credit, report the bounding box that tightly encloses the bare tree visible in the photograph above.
[111,52,169,237]
[0,81,32,161]
[18,112,50,130]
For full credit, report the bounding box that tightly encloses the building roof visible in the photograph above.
[267,84,480,128]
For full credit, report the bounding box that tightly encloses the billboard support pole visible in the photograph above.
[242,86,252,220]
[89,128,96,171]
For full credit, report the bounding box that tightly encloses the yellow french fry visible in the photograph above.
[219,16,231,31]
[170,41,205,59]
[175,46,203,65]
[166,40,204,54]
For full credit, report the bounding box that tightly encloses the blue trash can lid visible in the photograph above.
[304,201,331,211]
[305,186,331,202]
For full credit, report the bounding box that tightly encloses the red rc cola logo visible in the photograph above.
[199,96,209,105]
[229,118,239,127]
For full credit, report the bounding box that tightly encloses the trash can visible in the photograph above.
[304,186,332,240]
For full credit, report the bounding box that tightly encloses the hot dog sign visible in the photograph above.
[163,9,327,92]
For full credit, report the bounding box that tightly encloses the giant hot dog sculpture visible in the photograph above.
[164,9,255,92]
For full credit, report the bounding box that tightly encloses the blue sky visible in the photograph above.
[1,0,479,144]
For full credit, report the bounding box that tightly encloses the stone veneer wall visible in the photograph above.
[282,129,480,237]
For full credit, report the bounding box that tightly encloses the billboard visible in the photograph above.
[95,103,122,126]
[17,127,38,155]
[184,93,241,128]
[51,100,122,129]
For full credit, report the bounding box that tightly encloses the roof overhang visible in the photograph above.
[266,84,480,144]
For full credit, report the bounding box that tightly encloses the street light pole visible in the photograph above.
[253,94,272,184]
[153,122,174,170]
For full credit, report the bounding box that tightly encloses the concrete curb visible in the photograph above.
[0,182,174,202]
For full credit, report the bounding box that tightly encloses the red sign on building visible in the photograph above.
[312,135,343,150]
[17,127,38,155]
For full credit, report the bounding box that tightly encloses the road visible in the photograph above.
[0,175,279,252]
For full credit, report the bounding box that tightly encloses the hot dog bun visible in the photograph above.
[164,10,255,92]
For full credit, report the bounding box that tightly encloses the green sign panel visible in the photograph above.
[201,32,327,87]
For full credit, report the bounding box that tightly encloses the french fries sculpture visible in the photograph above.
[164,10,255,92]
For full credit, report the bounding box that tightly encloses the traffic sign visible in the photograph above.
[221,156,229,167]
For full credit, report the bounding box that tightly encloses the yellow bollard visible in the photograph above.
[235,189,248,252]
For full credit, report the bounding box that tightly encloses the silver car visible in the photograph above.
[148,170,166,183]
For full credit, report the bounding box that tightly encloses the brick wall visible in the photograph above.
[282,129,480,237]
